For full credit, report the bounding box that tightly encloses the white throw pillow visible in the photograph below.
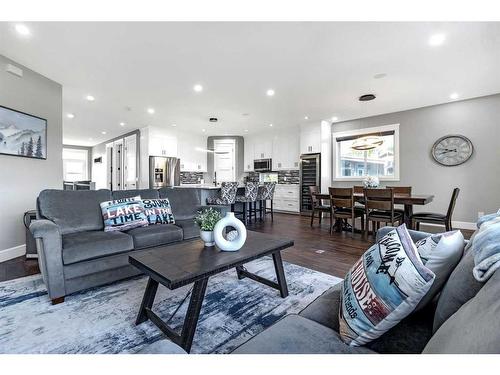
[339,224,435,346]
[414,231,465,310]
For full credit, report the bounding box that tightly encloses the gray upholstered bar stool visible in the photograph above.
[206,182,239,211]
[257,182,277,222]
[235,182,259,225]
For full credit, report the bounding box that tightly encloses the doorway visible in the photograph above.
[214,139,236,182]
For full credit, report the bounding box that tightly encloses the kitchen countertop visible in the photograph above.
[178,183,299,189]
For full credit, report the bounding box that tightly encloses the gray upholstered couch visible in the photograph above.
[30,187,228,304]
[232,227,500,354]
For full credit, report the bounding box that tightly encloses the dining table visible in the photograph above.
[312,191,435,228]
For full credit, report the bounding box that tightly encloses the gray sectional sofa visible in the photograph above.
[30,187,228,304]
[232,227,500,354]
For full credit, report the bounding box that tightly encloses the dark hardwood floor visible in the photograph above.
[0,212,473,282]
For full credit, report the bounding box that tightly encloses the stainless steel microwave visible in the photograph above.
[254,158,272,172]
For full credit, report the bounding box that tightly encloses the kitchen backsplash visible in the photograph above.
[180,171,204,184]
[245,170,299,184]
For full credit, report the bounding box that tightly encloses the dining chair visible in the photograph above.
[353,185,366,209]
[235,181,259,225]
[364,188,404,236]
[329,187,365,235]
[410,188,460,231]
[257,182,276,222]
[309,186,330,227]
[386,186,412,216]
[206,181,239,211]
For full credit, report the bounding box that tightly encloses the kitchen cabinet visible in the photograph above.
[272,130,299,170]
[149,134,177,157]
[253,138,273,160]
[244,135,255,172]
[272,184,300,213]
[178,133,207,172]
[300,126,321,154]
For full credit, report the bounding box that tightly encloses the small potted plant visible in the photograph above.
[194,208,222,247]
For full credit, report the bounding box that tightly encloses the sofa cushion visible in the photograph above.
[62,231,134,265]
[100,196,149,232]
[339,225,435,346]
[423,269,500,354]
[432,248,485,332]
[142,198,175,225]
[414,230,465,311]
[159,188,201,220]
[112,189,159,200]
[232,314,375,354]
[299,283,342,331]
[299,281,435,354]
[38,189,112,234]
[175,219,199,240]
[126,224,183,249]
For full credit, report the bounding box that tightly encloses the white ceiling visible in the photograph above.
[1,22,500,146]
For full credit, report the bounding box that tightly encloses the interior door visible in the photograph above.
[106,143,113,190]
[124,134,137,189]
[214,139,235,182]
[112,139,124,190]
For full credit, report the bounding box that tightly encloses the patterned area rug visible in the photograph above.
[0,258,340,354]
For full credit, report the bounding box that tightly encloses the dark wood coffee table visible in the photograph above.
[129,230,294,353]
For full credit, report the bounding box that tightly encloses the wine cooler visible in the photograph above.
[299,153,321,212]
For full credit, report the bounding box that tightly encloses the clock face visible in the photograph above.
[431,135,473,166]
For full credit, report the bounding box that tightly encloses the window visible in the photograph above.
[332,124,399,181]
[63,148,89,181]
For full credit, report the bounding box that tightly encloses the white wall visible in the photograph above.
[0,55,63,259]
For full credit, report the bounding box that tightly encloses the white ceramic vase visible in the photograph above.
[213,212,247,251]
[200,230,215,247]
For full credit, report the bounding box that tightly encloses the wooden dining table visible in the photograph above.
[312,191,434,227]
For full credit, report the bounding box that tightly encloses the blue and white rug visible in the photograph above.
[0,258,340,354]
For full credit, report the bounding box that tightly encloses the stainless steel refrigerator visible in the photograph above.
[300,153,321,212]
[149,156,180,188]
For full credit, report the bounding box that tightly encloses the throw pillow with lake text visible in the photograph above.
[142,198,175,225]
[100,196,149,232]
[339,224,435,346]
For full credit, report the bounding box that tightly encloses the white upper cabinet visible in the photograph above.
[149,134,177,157]
[272,128,300,170]
[300,125,321,154]
[178,133,207,172]
[253,138,273,160]
[244,135,255,172]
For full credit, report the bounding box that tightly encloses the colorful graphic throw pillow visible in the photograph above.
[142,198,175,225]
[413,231,464,310]
[100,196,149,232]
[339,224,435,346]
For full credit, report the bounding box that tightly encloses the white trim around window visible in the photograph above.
[332,123,400,182]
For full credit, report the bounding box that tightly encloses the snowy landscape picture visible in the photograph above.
[0,105,47,159]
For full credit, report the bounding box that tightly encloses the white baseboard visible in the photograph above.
[421,221,476,231]
[0,244,26,263]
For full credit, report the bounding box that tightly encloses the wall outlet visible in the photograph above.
[478,211,485,219]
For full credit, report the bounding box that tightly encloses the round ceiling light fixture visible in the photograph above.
[193,84,203,92]
[266,89,275,97]
[209,117,218,123]
[86,95,95,102]
[351,135,384,151]
[359,94,376,102]
[66,113,75,119]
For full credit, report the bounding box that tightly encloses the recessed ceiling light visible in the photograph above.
[171,123,177,127]
[304,116,309,120]
[15,24,30,36]
[66,113,75,119]
[202,129,206,132]
[450,92,459,100]
[119,122,125,126]
[429,33,446,46]
[374,73,387,79]
[331,116,339,122]
[147,108,155,114]
[244,129,249,132]
[266,89,275,97]
[269,123,273,127]
[193,84,203,92]
[101,131,107,135]
[86,95,95,102]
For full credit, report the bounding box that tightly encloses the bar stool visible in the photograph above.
[206,182,238,211]
[235,182,259,225]
[257,182,276,222]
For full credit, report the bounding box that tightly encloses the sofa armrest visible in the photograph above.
[376,226,432,243]
[30,220,66,300]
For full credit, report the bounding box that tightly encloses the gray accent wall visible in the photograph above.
[0,54,63,253]
[206,136,245,184]
[331,93,500,223]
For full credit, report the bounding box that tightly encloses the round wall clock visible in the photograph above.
[431,134,473,166]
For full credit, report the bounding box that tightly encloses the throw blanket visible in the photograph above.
[472,214,500,282]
